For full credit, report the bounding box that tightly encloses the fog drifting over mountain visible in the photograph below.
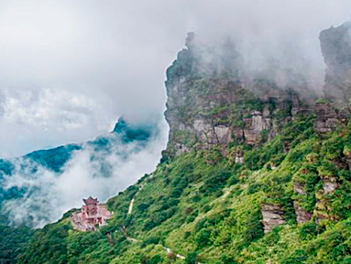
[0,0,350,157]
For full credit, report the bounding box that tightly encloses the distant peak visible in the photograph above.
[112,117,127,133]
[185,32,196,49]
[111,117,154,143]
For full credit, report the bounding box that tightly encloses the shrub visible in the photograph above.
[187,216,196,223]
[195,218,208,232]
[202,204,212,213]
[199,169,232,196]
[196,229,212,248]
[242,209,264,244]
[144,236,161,245]
[137,203,150,212]
[264,227,280,246]
[185,252,198,264]
[281,249,308,264]
[220,254,237,264]
[172,187,184,198]
[184,231,192,239]
[247,182,263,194]
[149,255,163,264]
[300,222,318,240]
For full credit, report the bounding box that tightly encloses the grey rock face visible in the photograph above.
[294,202,312,224]
[243,111,271,145]
[315,103,339,133]
[320,22,351,105]
[163,35,313,158]
[261,203,286,233]
[322,177,339,194]
[294,182,306,195]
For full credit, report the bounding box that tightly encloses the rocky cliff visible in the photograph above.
[320,21,351,105]
[164,33,315,159]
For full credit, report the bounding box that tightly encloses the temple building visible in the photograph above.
[71,196,112,231]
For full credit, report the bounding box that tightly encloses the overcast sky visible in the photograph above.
[0,0,351,158]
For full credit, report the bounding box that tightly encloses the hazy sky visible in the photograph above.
[0,0,351,157]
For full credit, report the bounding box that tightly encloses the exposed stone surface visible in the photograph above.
[320,22,351,105]
[322,177,339,194]
[293,181,312,223]
[261,203,286,233]
[163,33,313,158]
[315,103,339,133]
[232,149,244,164]
[313,178,340,222]
[294,202,312,224]
[294,182,306,195]
[243,111,271,145]
[314,198,331,223]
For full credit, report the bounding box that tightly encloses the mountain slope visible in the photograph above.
[5,24,351,264]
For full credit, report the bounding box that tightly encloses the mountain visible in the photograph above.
[3,23,351,264]
[0,117,158,227]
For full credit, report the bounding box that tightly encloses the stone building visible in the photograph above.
[71,196,112,231]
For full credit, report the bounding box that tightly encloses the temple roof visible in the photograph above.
[83,196,99,204]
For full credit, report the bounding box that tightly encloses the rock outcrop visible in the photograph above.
[243,111,271,145]
[294,202,312,224]
[293,181,307,196]
[313,177,339,222]
[315,102,339,133]
[163,34,312,158]
[320,21,351,105]
[261,203,286,233]
[322,177,339,194]
[293,181,312,224]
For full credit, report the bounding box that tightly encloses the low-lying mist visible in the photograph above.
[1,120,168,228]
[0,0,350,157]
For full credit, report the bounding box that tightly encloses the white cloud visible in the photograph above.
[0,88,117,157]
[2,120,168,228]
[3,88,97,129]
[0,0,350,156]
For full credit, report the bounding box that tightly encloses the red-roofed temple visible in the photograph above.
[71,197,112,231]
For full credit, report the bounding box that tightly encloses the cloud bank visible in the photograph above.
[0,0,350,157]
[1,121,168,228]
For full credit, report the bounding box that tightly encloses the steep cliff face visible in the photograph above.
[164,34,313,158]
[320,21,351,105]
